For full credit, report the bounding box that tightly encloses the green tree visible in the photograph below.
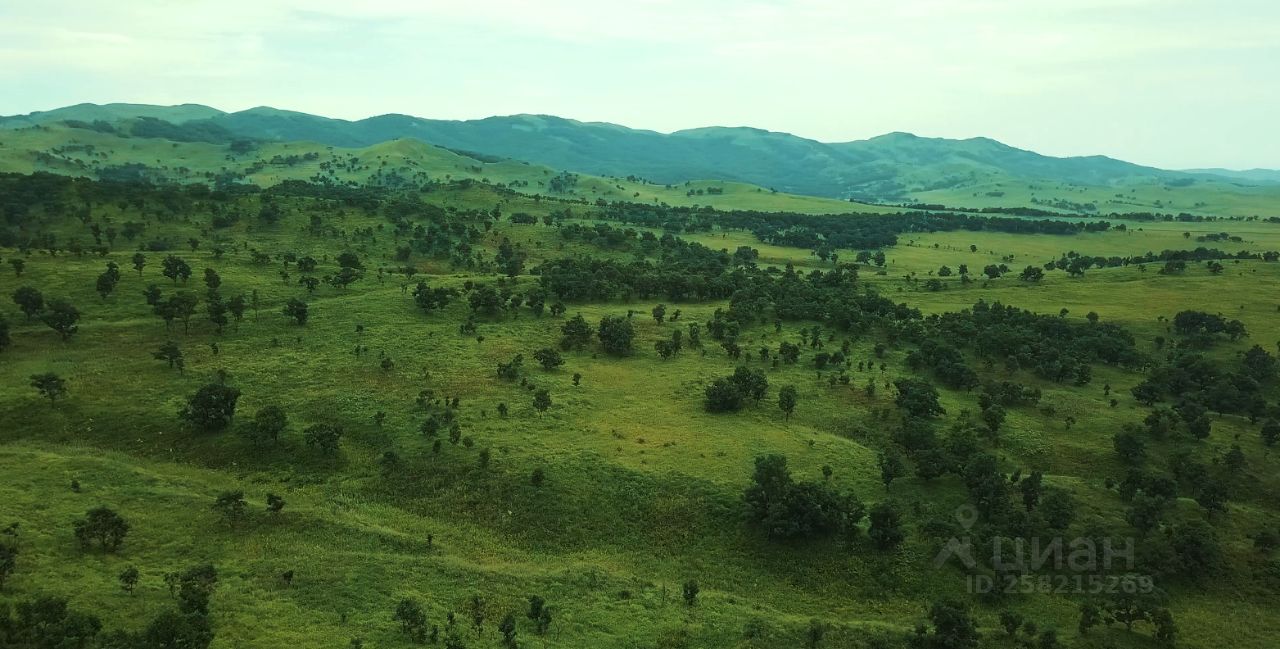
[119,565,140,595]
[227,293,247,328]
[868,501,905,550]
[682,580,699,606]
[532,347,564,370]
[138,609,213,648]
[74,507,129,552]
[95,271,117,299]
[910,600,980,649]
[211,491,247,528]
[1262,419,1280,446]
[12,286,43,320]
[878,449,907,490]
[597,315,634,355]
[172,563,219,615]
[1113,430,1147,465]
[559,314,593,350]
[266,493,286,514]
[533,389,552,413]
[283,298,308,325]
[652,303,667,324]
[0,597,103,645]
[495,238,525,277]
[894,378,945,418]
[1170,519,1221,574]
[30,372,67,405]
[41,298,81,341]
[180,383,241,431]
[778,385,798,421]
[203,268,221,293]
[304,423,343,456]
[393,598,429,643]
[162,255,192,283]
[152,341,184,372]
[498,613,517,647]
[0,543,16,591]
[246,405,287,445]
[704,378,744,412]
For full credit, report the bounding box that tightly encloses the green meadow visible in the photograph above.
[1,172,1278,649]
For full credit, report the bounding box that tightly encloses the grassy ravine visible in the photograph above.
[1,179,1279,649]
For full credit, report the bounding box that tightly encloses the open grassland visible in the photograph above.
[1,180,1278,648]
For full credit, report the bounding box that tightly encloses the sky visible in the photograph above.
[1,0,1276,170]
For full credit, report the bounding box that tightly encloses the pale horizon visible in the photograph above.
[2,0,1276,170]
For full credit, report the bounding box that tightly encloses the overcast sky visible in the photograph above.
[1,0,1276,169]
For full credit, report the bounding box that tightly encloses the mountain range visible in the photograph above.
[2,102,1277,214]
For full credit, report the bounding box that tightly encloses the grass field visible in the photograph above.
[1,177,1278,649]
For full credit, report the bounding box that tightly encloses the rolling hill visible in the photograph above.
[0,122,889,215]
[3,102,1279,216]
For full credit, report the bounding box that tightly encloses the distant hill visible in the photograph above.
[0,122,887,215]
[3,103,1279,216]
[1185,168,1280,183]
[0,102,222,129]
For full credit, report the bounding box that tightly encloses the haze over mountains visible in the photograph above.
[2,102,1277,210]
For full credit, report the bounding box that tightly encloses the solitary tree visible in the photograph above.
[532,348,564,370]
[41,299,81,341]
[1262,419,1280,447]
[119,566,140,595]
[246,405,287,445]
[73,507,129,552]
[180,383,242,431]
[778,385,798,421]
[533,389,552,413]
[910,600,980,649]
[95,272,117,299]
[152,341,184,371]
[162,255,192,283]
[868,501,905,550]
[704,378,744,412]
[30,373,67,405]
[283,298,308,325]
[393,598,429,643]
[597,315,634,355]
[304,423,343,456]
[0,544,16,591]
[266,493,286,515]
[878,450,906,490]
[12,286,43,320]
[211,491,248,528]
[498,613,518,648]
[682,580,699,606]
[651,304,667,325]
[227,294,247,328]
[559,315,593,350]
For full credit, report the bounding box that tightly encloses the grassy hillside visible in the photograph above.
[1,173,1278,648]
[5,103,1278,217]
[0,123,894,216]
